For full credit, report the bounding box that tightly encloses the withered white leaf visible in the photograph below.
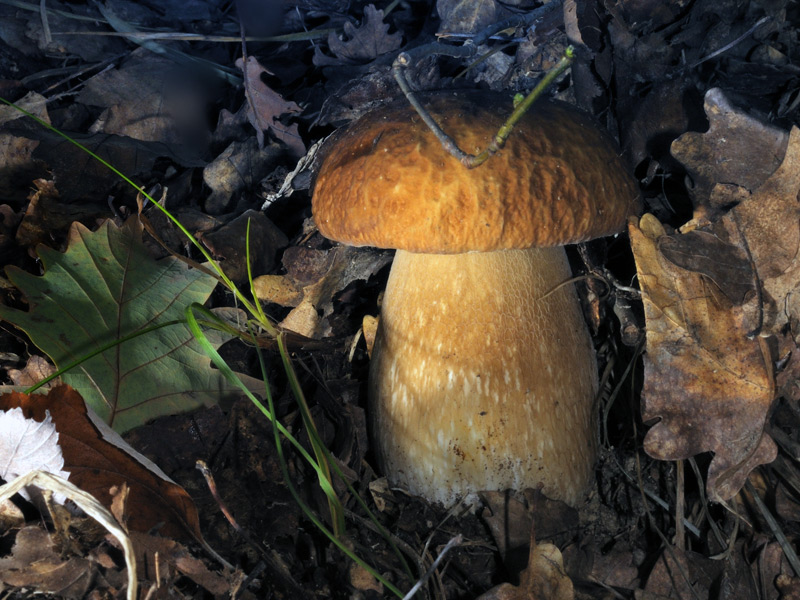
[0,407,70,503]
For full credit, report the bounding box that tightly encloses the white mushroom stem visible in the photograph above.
[368,247,598,506]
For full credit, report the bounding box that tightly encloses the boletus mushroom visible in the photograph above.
[312,90,640,506]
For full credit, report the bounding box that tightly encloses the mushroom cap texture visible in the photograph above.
[313,89,640,254]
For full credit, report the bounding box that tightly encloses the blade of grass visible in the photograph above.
[23,319,185,394]
[185,304,406,597]
[276,335,415,580]
[276,332,345,536]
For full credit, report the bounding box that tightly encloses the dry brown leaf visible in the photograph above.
[0,203,23,253]
[236,56,305,157]
[477,541,574,600]
[632,93,800,502]
[278,245,391,338]
[671,88,788,213]
[253,274,303,307]
[202,138,283,214]
[315,4,402,65]
[630,214,776,501]
[436,0,497,34]
[196,209,288,283]
[128,531,232,596]
[643,547,721,599]
[0,91,49,204]
[0,526,99,599]
[0,386,204,542]
[7,354,57,387]
[280,296,320,338]
[729,126,800,334]
[77,51,212,154]
[15,180,109,248]
[479,490,579,574]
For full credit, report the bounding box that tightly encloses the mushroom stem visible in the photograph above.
[369,247,598,506]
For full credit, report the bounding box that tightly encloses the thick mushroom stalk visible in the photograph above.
[370,248,597,506]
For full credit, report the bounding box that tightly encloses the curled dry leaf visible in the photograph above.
[275,245,391,339]
[728,126,800,334]
[77,52,212,155]
[0,91,49,204]
[436,0,497,35]
[6,354,56,388]
[252,274,303,307]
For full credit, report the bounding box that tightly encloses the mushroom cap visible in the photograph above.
[313,89,640,254]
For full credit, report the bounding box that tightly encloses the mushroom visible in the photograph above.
[312,90,640,506]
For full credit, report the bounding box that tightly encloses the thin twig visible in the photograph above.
[393,45,574,168]
[402,535,463,600]
[745,479,800,577]
[689,16,771,69]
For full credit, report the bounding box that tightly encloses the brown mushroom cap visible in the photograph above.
[313,89,640,253]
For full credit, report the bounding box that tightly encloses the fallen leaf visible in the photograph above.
[0,407,69,503]
[280,296,322,338]
[6,354,57,387]
[202,138,284,214]
[0,526,99,599]
[236,56,305,157]
[128,531,233,596]
[8,125,205,204]
[320,4,402,64]
[15,179,110,248]
[0,386,205,542]
[77,51,212,158]
[277,245,391,338]
[643,546,721,599]
[196,209,288,283]
[477,539,574,600]
[630,213,777,501]
[0,91,49,203]
[252,274,303,307]
[0,203,23,253]
[632,91,800,502]
[728,125,800,334]
[0,216,251,433]
[671,88,789,213]
[436,0,497,35]
[480,489,579,576]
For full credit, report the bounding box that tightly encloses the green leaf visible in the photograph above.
[0,217,237,433]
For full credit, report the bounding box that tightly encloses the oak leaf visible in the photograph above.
[236,56,305,157]
[632,90,800,501]
[631,214,776,502]
[314,5,402,65]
